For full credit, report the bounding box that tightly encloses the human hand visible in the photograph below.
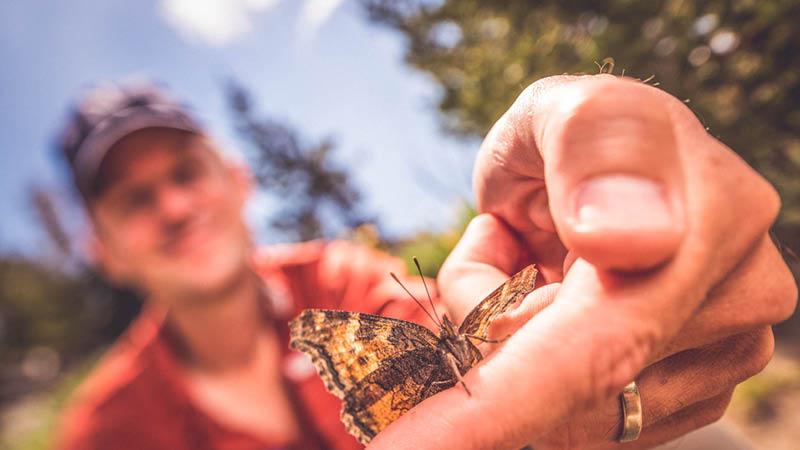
[367,75,798,450]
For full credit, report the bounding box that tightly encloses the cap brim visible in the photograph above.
[73,106,203,196]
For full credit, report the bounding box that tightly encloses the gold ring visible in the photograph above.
[618,381,642,442]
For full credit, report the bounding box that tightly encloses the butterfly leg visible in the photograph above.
[444,352,471,396]
[465,333,511,344]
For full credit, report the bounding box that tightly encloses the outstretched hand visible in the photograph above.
[367,75,797,450]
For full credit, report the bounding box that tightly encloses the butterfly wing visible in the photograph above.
[457,264,538,342]
[289,309,458,444]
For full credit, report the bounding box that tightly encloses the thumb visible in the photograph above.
[541,77,686,271]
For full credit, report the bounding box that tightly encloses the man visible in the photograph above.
[56,77,795,450]
[56,83,432,450]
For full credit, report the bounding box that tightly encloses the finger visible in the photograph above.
[465,270,791,371]
[656,234,797,358]
[490,292,775,433]
[540,78,687,271]
[613,390,735,450]
[437,213,527,324]
[470,234,790,361]
[475,74,780,276]
[530,329,769,449]
[640,328,773,425]
[534,390,735,450]
[486,283,560,342]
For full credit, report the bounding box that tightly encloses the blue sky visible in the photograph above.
[0,0,477,256]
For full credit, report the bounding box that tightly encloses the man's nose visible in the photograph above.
[156,183,194,223]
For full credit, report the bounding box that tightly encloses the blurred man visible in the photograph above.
[56,83,438,449]
[56,78,796,450]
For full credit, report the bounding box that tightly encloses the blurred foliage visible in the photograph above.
[0,356,98,450]
[385,202,476,278]
[0,255,140,407]
[732,363,800,423]
[362,0,800,333]
[227,81,374,242]
[0,187,141,415]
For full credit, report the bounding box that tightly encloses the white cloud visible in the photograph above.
[296,0,345,41]
[158,0,282,46]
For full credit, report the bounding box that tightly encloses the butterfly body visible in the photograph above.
[288,264,538,444]
[436,314,483,383]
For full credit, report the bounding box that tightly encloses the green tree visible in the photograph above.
[363,0,800,335]
[227,81,373,242]
[362,0,800,248]
[0,256,140,407]
[385,202,476,278]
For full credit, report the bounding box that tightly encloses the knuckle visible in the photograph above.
[562,83,664,132]
[763,183,782,227]
[728,236,798,328]
[508,75,576,129]
[769,262,799,323]
[741,177,781,235]
[735,328,775,382]
[682,391,734,432]
[705,390,735,424]
[518,74,581,104]
[762,169,784,219]
[521,74,668,135]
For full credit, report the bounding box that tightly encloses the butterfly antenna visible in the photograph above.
[413,257,441,325]
[390,272,438,326]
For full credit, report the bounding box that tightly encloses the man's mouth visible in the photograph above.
[162,214,215,255]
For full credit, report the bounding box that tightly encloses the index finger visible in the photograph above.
[437,213,527,323]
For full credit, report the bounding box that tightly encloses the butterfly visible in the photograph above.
[288,260,538,444]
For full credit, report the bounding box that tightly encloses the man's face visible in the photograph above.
[90,128,252,302]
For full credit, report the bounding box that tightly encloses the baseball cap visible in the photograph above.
[59,81,204,200]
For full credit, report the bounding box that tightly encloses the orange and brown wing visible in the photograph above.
[457,264,538,342]
[289,309,456,444]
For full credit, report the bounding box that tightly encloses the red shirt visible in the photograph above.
[56,241,435,450]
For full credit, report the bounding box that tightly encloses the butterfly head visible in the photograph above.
[438,314,482,373]
[440,314,458,337]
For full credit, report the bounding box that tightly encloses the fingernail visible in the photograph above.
[573,175,675,232]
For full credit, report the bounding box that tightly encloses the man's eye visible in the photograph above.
[124,188,153,211]
[172,163,199,185]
